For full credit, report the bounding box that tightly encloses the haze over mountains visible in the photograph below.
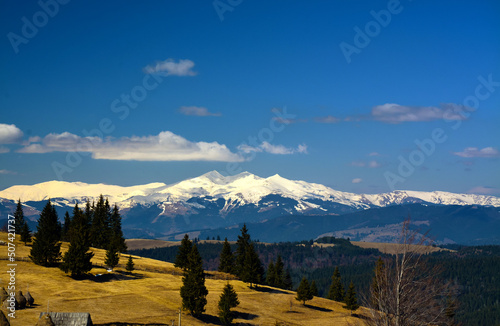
[1,171,499,244]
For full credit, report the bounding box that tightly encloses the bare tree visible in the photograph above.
[366,218,455,326]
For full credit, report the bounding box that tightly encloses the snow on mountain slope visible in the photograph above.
[1,171,499,209]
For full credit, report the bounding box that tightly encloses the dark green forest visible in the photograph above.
[131,238,500,326]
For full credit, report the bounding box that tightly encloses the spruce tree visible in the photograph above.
[61,211,72,242]
[60,204,94,278]
[105,243,120,271]
[91,195,110,249]
[218,238,235,274]
[343,281,359,314]
[29,200,62,266]
[296,277,313,305]
[235,224,251,278]
[328,266,345,301]
[110,204,127,253]
[14,199,25,236]
[20,221,31,245]
[126,255,135,273]
[241,243,263,288]
[266,261,276,286]
[175,234,193,269]
[180,244,208,317]
[218,283,240,325]
[283,268,293,290]
[274,254,285,288]
[310,280,319,297]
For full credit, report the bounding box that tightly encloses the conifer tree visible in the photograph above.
[218,238,235,274]
[235,224,250,277]
[328,266,345,302]
[241,243,263,288]
[126,255,135,273]
[371,257,385,307]
[274,254,285,288]
[310,280,319,297]
[91,195,110,249]
[175,234,193,269]
[105,242,120,271]
[266,261,276,286]
[180,244,208,317]
[110,204,127,253]
[29,200,62,266]
[296,276,313,305]
[60,204,94,278]
[61,211,72,242]
[343,281,359,314]
[14,199,25,236]
[20,220,31,245]
[218,283,240,325]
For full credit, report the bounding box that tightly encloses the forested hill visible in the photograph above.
[130,240,500,326]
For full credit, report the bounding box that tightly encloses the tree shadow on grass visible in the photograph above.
[303,304,333,312]
[251,285,289,295]
[88,271,146,283]
[195,313,221,325]
[234,310,258,320]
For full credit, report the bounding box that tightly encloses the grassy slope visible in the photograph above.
[0,233,368,325]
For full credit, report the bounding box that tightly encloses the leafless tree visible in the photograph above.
[365,219,455,326]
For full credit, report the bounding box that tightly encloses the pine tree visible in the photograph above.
[180,244,208,317]
[105,243,120,271]
[235,224,251,278]
[14,199,25,234]
[61,211,72,242]
[241,243,263,288]
[90,195,110,249]
[218,238,235,274]
[218,283,240,325]
[283,268,293,290]
[20,221,31,245]
[109,204,127,253]
[175,234,193,270]
[266,261,276,286]
[29,200,62,266]
[296,276,313,305]
[343,281,359,314]
[274,254,285,288]
[60,204,94,278]
[328,266,345,302]
[310,280,319,297]
[126,255,135,273]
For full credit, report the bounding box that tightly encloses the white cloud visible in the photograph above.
[368,160,381,168]
[314,115,340,123]
[370,103,470,124]
[143,58,197,76]
[351,160,381,168]
[352,178,363,184]
[453,147,500,158]
[237,141,308,155]
[179,106,221,117]
[0,169,17,175]
[18,131,244,162]
[0,123,23,144]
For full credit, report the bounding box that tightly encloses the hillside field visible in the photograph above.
[0,233,369,325]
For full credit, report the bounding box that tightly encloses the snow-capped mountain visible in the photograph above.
[1,171,499,240]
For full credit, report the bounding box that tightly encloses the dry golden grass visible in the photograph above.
[0,233,368,325]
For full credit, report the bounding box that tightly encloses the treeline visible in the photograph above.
[14,196,127,278]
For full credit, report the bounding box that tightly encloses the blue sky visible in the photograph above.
[1,0,499,195]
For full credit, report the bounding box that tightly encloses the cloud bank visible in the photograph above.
[453,147,500,158]
[143,59,197,76]
[238,142,308,155]
[370,103,470,124]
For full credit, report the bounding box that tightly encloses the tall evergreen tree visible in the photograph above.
[61,211,72,242]
[180,244,208,317]
[29,200,62,266]
[175,234,193,270]
[126,255,135,273]
[20,220,31,245]
[105,242,120,271]
[266,261,276,286]
[218,238,235,274]
[90,195,110,249]
[328,266,345,302]
[283,268,293,290]
[60,204,94,278]
[235,224,251,278]
[310,280,319,297]
[274,254,285,288]
[343,281,359,314]
[109,204,127,253]
[241,243,264,288]
[296,276,313,305]
[218,283,240,325]
[13,199,25,236]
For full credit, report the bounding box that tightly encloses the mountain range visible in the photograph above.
[1,171,499,244]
